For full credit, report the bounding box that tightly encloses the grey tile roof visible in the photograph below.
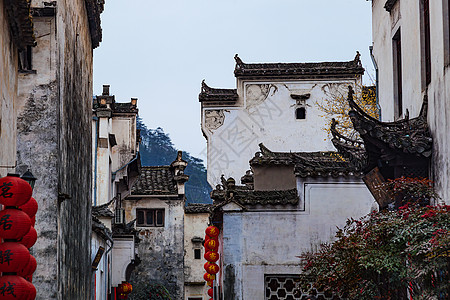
[199,80,238,103]
[234,53,364,79]
[211,186,299,206]
[250,143,363,178]
[131,166,177,195]
[185,203,213,214]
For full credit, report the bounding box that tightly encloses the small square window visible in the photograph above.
[136,209,164,227]
[194,249,201,259]
[296,107,306,119]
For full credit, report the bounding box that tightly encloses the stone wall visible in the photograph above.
[16,0,95,298]
[123,198,185,299]
[0,0,19,177]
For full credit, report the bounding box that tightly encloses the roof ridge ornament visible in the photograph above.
[234,54,244,68]
[354,51,361,66]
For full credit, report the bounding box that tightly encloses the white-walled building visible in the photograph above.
[200,54,364,187]
[369,0,450,202]
[92,85,140,299]
[200,56,376,299]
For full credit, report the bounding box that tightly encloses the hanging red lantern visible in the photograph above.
[30,216,35,226]
[203,273,215,281]
[19,197,38,218]
[0,275,31,299]
[18,255,37,277]
[25,281,36,300]
[207,288,214,297]
[24,275,32,282]
[204,262,219,275]
[0,176,32,207]
[118,282,132,294]
[0,242,31,273]
[204,239,219,252]
[206,280,213,287]
[0,209,32,239]
[205,226,219,239]
[204,251,219,263]
[19,226,37,249]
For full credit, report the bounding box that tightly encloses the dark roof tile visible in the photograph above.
[131,166,177,195]
[199,80,238,103]
[234,53,364,79]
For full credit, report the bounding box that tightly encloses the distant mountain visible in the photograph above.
[137,117,212,204]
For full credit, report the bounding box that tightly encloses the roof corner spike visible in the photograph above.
[354,51,361,65]
[234,54,243,67]
[201,79,207,92]
[419,89,429,119]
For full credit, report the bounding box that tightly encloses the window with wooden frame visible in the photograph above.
[393,29,403,119]
[136,209,165,227]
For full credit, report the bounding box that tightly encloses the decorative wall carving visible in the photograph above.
[204,110,225,131]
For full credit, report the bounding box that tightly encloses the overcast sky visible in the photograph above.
[93,0,373,163]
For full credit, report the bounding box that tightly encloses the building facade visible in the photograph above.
[123,152,189,299]
[184,204,212,300]
[13,0,104,298]
[370,0,450,202]
[200,55,376,299]
[0,0,35,177]
[200,54,364,186]
[92,85,141,299]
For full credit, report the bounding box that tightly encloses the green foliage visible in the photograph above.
[128,281,172,300]
[299,192,450,299]
[137,117,212,204]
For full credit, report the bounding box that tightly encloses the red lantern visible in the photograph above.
[204,262,219,275]
[118,282,132,294]
[18,255,37,277]
[0,176,32,207]
[25,281,36,300]
[19,197,38,218]
[19,226,37,249]
[0,209,32,239]
[0,275,31,299]
[203,273,215,281]
[205,226,219,239]
[206,280,213,287]
[24,275,32,282]
[204,239,219,252]
[0,242,31,272]
[204,251,219,263]
[30,216,35,226]
[207,288,214,297]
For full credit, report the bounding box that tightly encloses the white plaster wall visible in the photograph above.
[202,79,359,187]
[372,0,450,202]
[0,0,18,177]
[92,232,109,300]
[184,213,210,299]
[111,238,135,287]
[222,178,375,299]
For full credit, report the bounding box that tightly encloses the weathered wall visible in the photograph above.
[253,165,296,191]
[123,198,185,299]
[184,212,210,299]
[0,0,18,177]
[372,0,450,203]
[222,178,376,299]
[16,0,94,298]
[201,79,360,187]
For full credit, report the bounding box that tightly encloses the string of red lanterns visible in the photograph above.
[203,225,220,300]
[0,175,38,299]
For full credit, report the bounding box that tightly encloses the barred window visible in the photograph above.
[136,209,164,227]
